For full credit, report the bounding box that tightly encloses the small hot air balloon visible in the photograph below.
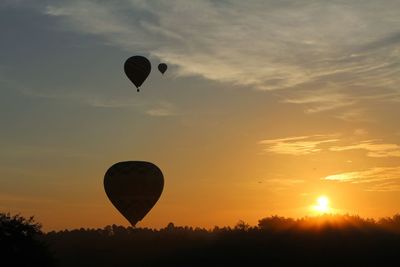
[104,161,164,226]
[158,63,167,75]
[124,56,151,92]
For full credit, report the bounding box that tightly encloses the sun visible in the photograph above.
[312,195,331,214]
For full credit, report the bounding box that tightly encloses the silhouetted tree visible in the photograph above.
[258,215,297,231]
[0,213,54,267]
[234,220,250,231]
[378,213,400,233]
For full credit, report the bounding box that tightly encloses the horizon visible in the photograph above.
[1,0,400,231]
[7,211,400,233]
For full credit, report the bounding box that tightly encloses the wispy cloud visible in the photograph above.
[283,90,355,114]
[324,167,400,192]
[333,108,371,122]
[353,129,368,136]
[330,140,400,158]
[41,0,400,95]
[12,83,178,116]
[365,182,400,192]
[146,102,177,117]
[260,134,400,158]
[259,135,339,155]
[1,0,395,119]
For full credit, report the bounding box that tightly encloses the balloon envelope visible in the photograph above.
[158,63,167,74]
[104,161,164,226]
[124,56,151,90]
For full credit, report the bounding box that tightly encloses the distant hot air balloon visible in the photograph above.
[124,56,151,92]
[104,161,164,226]
[158,63,167,75]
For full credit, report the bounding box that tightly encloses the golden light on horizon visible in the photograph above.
[312,195,331,214]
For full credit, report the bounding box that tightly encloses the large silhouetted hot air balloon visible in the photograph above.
[158,63,167,75]
[104,161,164,226]
[124,56,151,92]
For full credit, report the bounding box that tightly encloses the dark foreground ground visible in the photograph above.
[2,213,400,266]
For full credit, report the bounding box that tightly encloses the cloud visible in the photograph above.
[353,129,368,136]
[12,83,178,116]
[146,102,177,117]
[282,89,355,113]
[324,167,400,191]
[260,134,400,158]
[1,0,396,118]
[333,108,372,122]
[330,140,400,158]
[259,135,339,156]
[41,0,400,95]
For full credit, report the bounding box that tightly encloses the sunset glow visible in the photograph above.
[312,196,331,214]
[1,1,400,231]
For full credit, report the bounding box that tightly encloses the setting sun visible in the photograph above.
[313,196,331,214]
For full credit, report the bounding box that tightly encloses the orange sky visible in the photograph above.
[1,0,399,231]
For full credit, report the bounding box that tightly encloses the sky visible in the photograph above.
[1,0,400,231]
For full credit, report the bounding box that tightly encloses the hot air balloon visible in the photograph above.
[158,63,167,75]
[124,56,151,92]
[104,161,164,226]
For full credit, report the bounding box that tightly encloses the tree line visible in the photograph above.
[2,212,400,266]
